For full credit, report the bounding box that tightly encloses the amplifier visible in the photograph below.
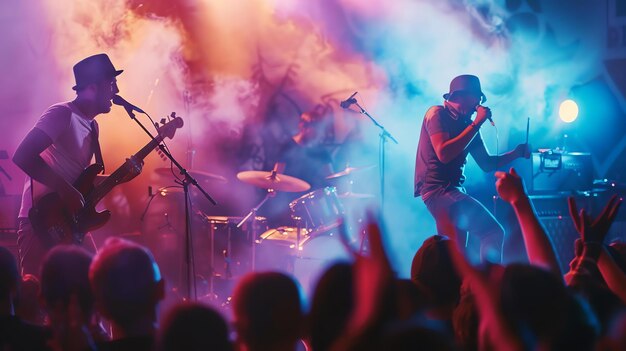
[528,194,592,218]
[539,217,579,273]
[529,152,593,194]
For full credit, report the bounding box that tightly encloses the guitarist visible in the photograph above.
[13,53,141,276]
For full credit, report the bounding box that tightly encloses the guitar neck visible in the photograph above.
[85,134,165,207]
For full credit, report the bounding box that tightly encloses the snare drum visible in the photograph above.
[289,187,344,233]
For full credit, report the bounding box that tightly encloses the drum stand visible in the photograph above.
[292,217,306,274]
[206,217,218,301]
[196,214,232,302]
[237,189,275,272]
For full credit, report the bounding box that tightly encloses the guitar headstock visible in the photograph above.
[156,112,184,140]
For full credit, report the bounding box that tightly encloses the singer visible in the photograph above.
[414,74,530,263]
[12,53,138,276]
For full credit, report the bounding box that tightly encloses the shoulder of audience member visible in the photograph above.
[0,315,53,351]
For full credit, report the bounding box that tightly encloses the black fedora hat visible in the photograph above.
[443,74,486,102]
[72,53,123,91]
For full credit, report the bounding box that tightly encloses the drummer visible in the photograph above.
[275,108,334,186]
[264,108,335,226]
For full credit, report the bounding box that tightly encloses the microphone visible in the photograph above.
[486,115,495,126]
[340,92,358,109]
[112,95,146,114]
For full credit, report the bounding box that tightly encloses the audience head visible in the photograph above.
[159,302,232,351]
[600,309,626,351]
[40,245,93,322]
[553,293,600,351]
[394,278,425,320]
[89,237,164,334]
[233,272,303,351]
[569,276,623,335]
[499,264,570,348]
[411,235,461,318]
[309,262,353,351]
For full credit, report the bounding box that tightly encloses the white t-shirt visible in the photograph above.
[18,102,98,218]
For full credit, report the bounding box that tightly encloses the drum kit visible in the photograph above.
[147,164,375,299]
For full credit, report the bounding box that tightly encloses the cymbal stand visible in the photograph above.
[237,189,275,272]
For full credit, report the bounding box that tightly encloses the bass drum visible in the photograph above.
[256,227,351,298]
[294,232,352,298]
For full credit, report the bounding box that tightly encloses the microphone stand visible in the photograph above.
[352,100,398,209]
[183,90,196,169]
[121,105,217,301]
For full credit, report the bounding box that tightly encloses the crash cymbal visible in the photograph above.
[337,192,375,199]
[326,165,376,179]
[155,168,227,183]
[237,171,311,192]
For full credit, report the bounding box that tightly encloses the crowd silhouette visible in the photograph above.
[1,168,626,350]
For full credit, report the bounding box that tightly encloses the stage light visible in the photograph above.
[559,99,578,123]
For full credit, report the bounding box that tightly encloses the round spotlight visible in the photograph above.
[559,99,578,123]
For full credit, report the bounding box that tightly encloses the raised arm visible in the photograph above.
[495,168,560,274]
[330,213,395,351]
[566,195,626,302]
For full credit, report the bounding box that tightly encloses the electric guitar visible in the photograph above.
[29,116,184,246]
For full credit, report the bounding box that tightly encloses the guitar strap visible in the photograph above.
[91,120,105,174]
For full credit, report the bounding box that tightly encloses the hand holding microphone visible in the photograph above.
[475,105,494,127]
